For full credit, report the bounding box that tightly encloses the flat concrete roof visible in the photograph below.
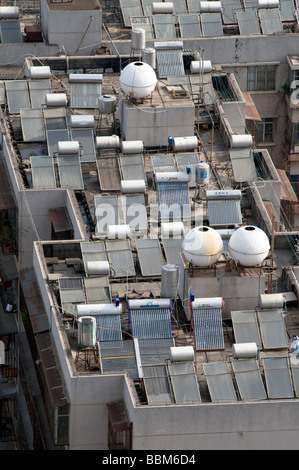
[46,0,100,12]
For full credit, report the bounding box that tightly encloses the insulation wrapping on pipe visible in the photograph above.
[77,303,122,316]
[170,346,194,362]
[127,298,172,309]
[107,224,132,239]
[199,1,222,12]
[191,297,224,309]
[85,260,110,276]
[120,180,146,193]
[57,141,80,155]
[69,115,94,128]
[45,93,67,107]
[121,140,144,154]
[232,343,258,359]
[230,134,253,148]
[96,135,120,149]
[155,172,190,183]
[0,6,19,18]
[259,293,285,309]
[152,2,174,13]
[190,60,212,74]
[161,221,184,237]
[30,66,51,79]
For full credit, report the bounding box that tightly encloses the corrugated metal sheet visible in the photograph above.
[263,357,294,399]
[70,128,96,163]
[97,155,121,191]
[231,359,267,401]
[95,195,120,235]
[5,80,30,114]
[106,239,136,277]
[57,154,84,190]
[201,13,223,37]
[230,148,257,183]
[203,362,237,402]
[192,307,225,351]
[129,306,172,340]
[120,194,148,231]
[100,340,139,379]
[231,310,262,347]
[157,181,191,221]
[143,364,173,404]
[136,238,164,276]
[0,20,22,43]
[207,194,242,226]
[168,361,202,403]
[257,308,288,349]
[161,238,182,265]
[43,107,67,130]
[31,156,57,189]
[70,81,102,108]
[175,152,199,187]
[138,338,175,365]
[178,14,201,38]
[258,8,283,35]
[84,276,111,304]
[236,10,260,35]
[21,108,46,142]
[153,15,176,40]
[120,0,143,26]
[28,79,51,108]
[119,154,146,181]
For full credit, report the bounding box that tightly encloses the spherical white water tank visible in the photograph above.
[120,61,157,99]
[182,226,224,267]
[228,225,270,267]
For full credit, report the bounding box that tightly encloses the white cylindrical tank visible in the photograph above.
[98,94,117,114]
[152,2,174,13]
[259,293,285,309]
[228,225,270,266]
[171,136,198,152]
[78,316,97,347]
[230,134,253,148]
[121,140,144,154]
[258,0,279,7]
[195,162,210,185]
[0,6,19,18]
[127,298,172,309]
[170,346,194,362]
[120,179,146,193]
[107,224,132,239]
[30,66,51,79]
[191,297,224,309]
[45,93,67,107]
[120,61,157,99]
[77,304,122,316]
[199,1,222,12]
[57,141,80,155]
[85,260,110,276]
[232,342,258,359]
[190,60,213,74]
[131,28,146,50]
[161,264,179,298]
[142,47,156,69]
[161,221,184,238]
[182,226,224,267]
[69,115,94,128]
[96,135,120,149]
[155,172,190,183]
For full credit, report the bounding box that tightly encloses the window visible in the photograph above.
[258,118,275,143]
[247,65,276,91]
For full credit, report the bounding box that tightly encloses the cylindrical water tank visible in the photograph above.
[259,293,285,309]
[77,316,97,347]
[121,140,144,154]
[45,93,67,107]
[161,221,184,238]
[30,66,51,79]
[131,28,146,50]
[96,135,120,149]
[171,136,198,152]
[127,298,172,309]
[77,304,122,316]
[69,115,94,128]
[232,342,258,359]
[120,179,146,193]
[142,48,156,69]
[57,141,80,155]
[182,226,224,267]
[161,264,179,298]
[228,225,270,267]
[195,162,210,185]
[120,61,157,99]
[230,134,253,148]
[85,260,110,276]
[190,60,212,74]
[152,2,174,13]
[170,346,194,362]
[199,1,222,12]
[107,224,132,239]
[191,297,224,309]
[258,0,279,7]
[0,6,19,19]
[98,94,117,114]
[155,172,190,183]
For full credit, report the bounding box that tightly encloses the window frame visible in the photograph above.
[247,65,276,91]
[257,117,275,144]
